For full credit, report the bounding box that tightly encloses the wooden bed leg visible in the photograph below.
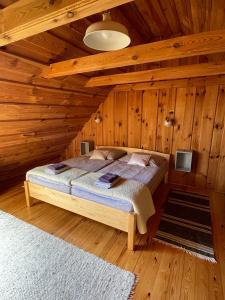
[164,171,169,184]
[24,181,32,207]
[128,214,136,251]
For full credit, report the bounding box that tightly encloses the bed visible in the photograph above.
[24,146,170,250]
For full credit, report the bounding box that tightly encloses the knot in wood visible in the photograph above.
[67,11,75,18]
[3,34,11,41]
[48,0,55,5]
[173,42,181,48]
[132,55,138,60]
[215,123,220,129]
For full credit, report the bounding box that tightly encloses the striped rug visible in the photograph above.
[154,190,216,263]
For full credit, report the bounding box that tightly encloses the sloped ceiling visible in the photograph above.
[1,0,225,186]
[0,1,111,186]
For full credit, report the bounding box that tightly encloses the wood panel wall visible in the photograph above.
[0,51,107,187]
[65,78,225,192]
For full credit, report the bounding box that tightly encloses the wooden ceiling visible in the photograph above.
[1,0,225,185]
[1,0,225,67]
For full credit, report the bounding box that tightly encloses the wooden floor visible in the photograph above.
[0,183,224,300]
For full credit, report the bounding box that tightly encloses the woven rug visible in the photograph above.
[154,190,216,263]
[0,211,136,300]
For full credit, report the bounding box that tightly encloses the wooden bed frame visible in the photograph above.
[24,146,170,251]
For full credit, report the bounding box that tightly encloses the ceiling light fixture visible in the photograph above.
[83,12,131,51]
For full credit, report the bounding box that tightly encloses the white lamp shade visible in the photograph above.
[83,14,131,51]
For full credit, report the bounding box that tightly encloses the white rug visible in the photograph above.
[0,210,136,300]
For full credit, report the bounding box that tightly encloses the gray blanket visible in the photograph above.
[62,156,114,172]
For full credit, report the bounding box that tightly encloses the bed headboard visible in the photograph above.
[96,146,171,163]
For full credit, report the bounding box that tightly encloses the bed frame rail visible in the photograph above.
[24,181,137,250]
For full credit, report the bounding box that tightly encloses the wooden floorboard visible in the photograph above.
[0,183,224,300]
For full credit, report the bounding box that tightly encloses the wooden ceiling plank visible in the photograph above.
[119,3,153,42]
[0,118,86,137]
[173,0,193,34]
[110,7,143,45]
[210,0,225,31]
[0,79,105,105]
[159,0,182,35]
[0,0,134,46]
[190,0,212,33]
[25,32,70,57]
[5,42,53,64]
[0,50,42,75]
[135,0,172,37]
[0,67,34,83]
[6,32,88,63]
[50,24,95,55]
[0,50,108,95]
[0,131,76,149]
[42,30,225,78]
[86,61,225,87]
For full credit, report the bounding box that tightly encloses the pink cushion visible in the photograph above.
[89,149,109,160]
[128,153,151,167]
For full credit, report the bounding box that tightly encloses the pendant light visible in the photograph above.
[83,12,131,51]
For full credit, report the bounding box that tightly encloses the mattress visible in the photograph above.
[71,187,133,212]
[71,159,168,212]
[28,175,71,194]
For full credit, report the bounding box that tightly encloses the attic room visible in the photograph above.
[0,0,225,299]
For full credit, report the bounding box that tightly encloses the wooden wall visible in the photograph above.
[65,77,225,192]
[0,51,107,187]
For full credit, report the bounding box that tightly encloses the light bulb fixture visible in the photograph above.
[94,112,102,124]
[83,12,131,51]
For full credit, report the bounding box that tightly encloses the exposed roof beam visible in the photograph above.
[42,30,225,78]
[0,0,133,46]
[86,61,225,87]
[113,75,225,91]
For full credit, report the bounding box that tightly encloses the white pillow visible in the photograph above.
[128,153,151,167]
[89,149,109,160]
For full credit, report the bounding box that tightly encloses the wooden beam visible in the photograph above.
[0,0,133,46]
[113,75,225,91]
[43,30,225,78]
[86,61,225,87]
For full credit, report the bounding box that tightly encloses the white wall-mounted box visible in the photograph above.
[80,141,94,155]
[175,150,193,172]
